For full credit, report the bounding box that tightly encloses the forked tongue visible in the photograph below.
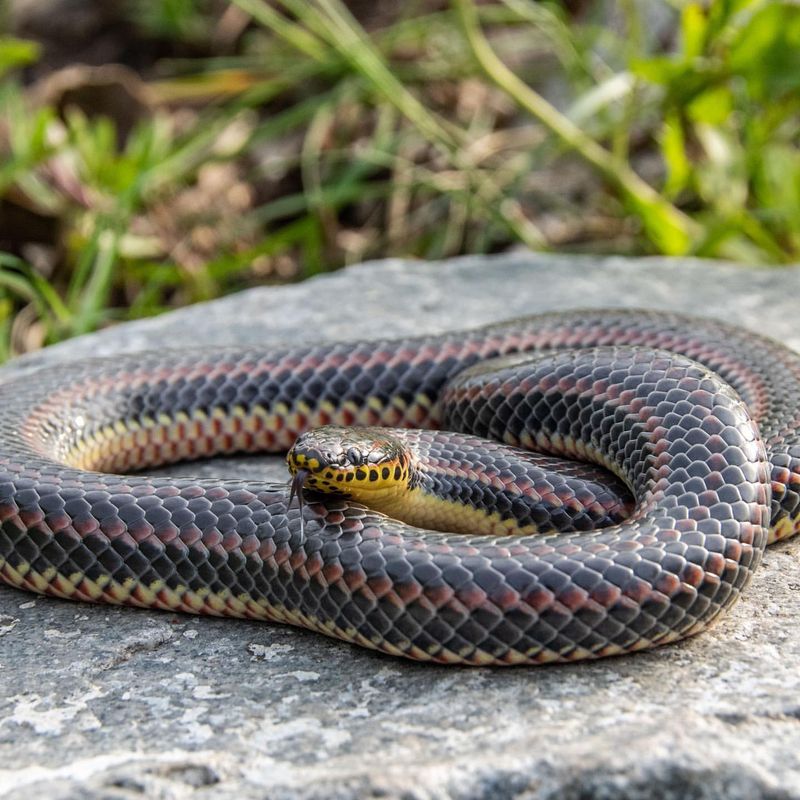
[288,468,310,535]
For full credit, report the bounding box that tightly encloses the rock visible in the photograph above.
[2,252,800,799]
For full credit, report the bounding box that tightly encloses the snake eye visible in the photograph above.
[346,447,364,467]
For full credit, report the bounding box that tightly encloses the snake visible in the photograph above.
[1,308,799,666]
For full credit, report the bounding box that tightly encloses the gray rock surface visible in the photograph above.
[2,252,800,799]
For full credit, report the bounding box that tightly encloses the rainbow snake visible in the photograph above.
[1,309,799,666]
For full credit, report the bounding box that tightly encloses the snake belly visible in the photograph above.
[0,309,798,665]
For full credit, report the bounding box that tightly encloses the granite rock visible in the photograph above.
[2,253,800,800]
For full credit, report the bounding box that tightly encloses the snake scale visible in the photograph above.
[1,309,799,665]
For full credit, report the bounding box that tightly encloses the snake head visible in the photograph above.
[286,425,412,500]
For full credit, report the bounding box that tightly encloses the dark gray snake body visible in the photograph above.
[0,309,799,665]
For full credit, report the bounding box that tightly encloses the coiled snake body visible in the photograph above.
[1,309,799,665]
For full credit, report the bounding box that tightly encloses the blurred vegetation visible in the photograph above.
[1,0,799,360]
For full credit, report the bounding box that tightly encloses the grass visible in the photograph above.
[1,0,800,360]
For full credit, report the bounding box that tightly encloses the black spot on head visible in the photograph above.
[346,473,354,482]
[369,470,378,482]
[394,466,402,480]
[336,474,344,482]
[355,469,367,481]
[382,467,390,480]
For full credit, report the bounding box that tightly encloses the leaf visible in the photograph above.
[629,55,687,86]
[0,37,40,78]
[687,85,732,125]
[681,3,708,59]
[728,3,800,98]
[660,111,690,199]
